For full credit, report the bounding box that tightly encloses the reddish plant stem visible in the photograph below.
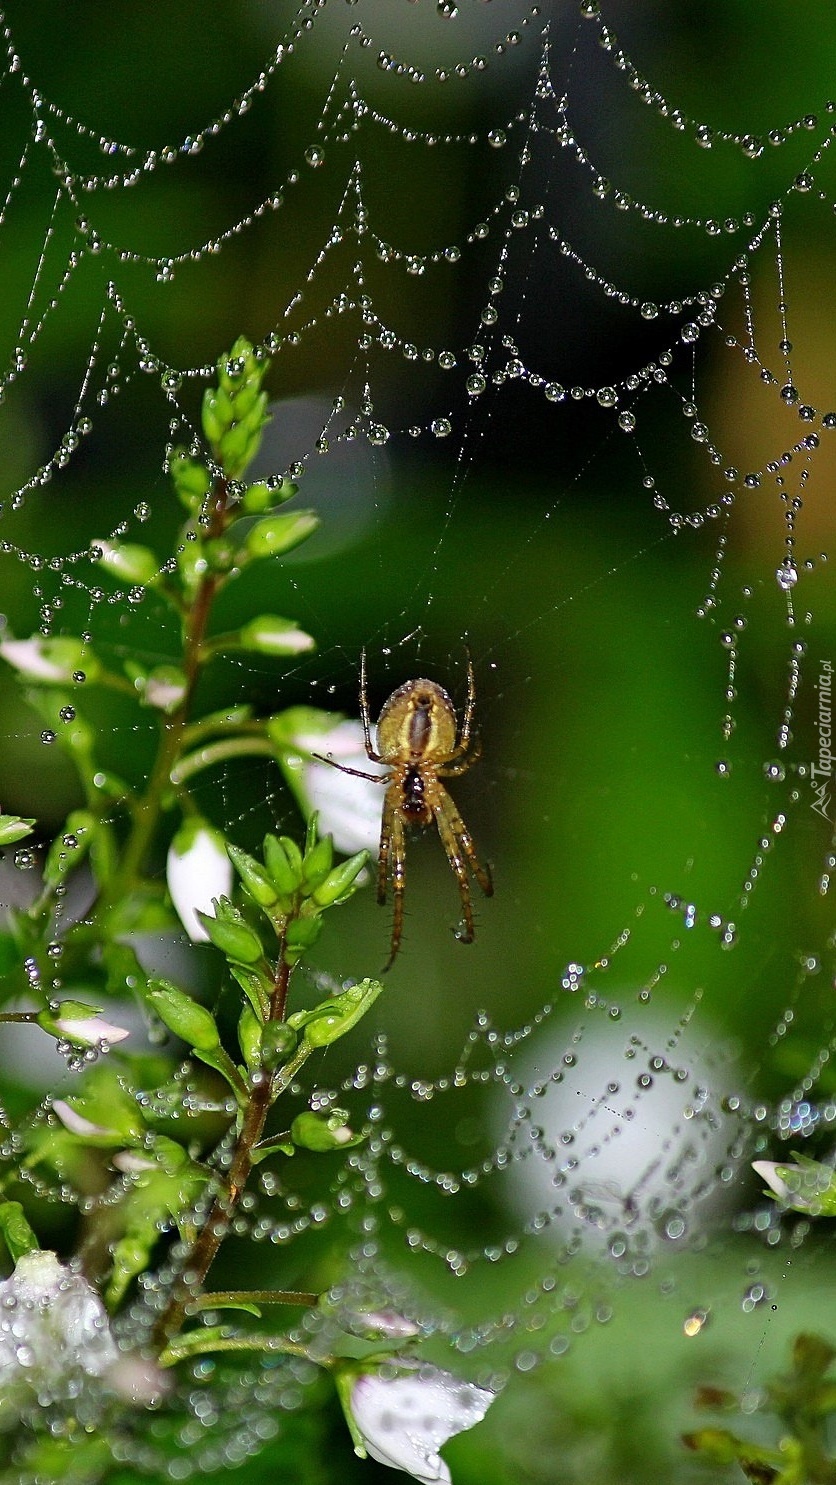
[152,950,293,1349]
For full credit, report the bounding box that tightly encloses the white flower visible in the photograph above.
[51,1099,115,1138]
[0,1251,117,1411]
[286,718,386,855]
[751,1160,793,1203]
[0,637,73,682]
[166,821,233,941]
[53,1013,130,1046]
[350,1363,495,1485]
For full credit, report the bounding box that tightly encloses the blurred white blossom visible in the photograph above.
[350,1363,495,1484]
[166,821,232,941]
[278,715,386,855]
[0,637,74,682]
[0,1251,117,1418]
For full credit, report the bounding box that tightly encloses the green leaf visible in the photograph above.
[290,979,384,1047]
[148,981,221,1052]
[0,1201,39,1262]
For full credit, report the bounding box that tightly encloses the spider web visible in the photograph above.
[0,0,834,1479]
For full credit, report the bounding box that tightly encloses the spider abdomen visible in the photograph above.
[401,765,433,825]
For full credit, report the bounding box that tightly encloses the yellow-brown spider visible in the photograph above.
[318,652,493,969]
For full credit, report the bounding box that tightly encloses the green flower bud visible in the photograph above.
[312,850,370,906]
[290,1109,360,1153]
[170,451,211,510]
[196,898,265,965]
[148,981,221,1052]
[263,834,302,896]
[238,1004,262,1068]
[202,385,235,445]
[242,478,296,514]
[301,834,333,893]
[244,511,320,561]
[91,540,159,587]
[0,814,35,847]
[260,1021,297,1068]
[0,1201,39,1262]
[290,979,383,1048]
[0,635,100,685]
[284,915,323,962]
[236,615,315,657]
[227,843,280,908]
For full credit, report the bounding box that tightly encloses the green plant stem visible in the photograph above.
[151,946,304,1351]
[99,478,231,907]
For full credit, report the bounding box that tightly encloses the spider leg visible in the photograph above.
[382,801,407,972]
[431,784,493,945]
[359,648,383,761]
[438,736,481,778]
[459,649,476,747]
[442,652,479,765]
[311,752,388,784]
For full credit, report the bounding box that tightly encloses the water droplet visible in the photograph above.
[618,410,636,432]
[305,146,324,168]
[431,418,452,438]
[776,561,798,590]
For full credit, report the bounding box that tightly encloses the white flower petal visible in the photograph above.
[166,823,233,941]
[0,1251,117,1401]
[293,720,386,856]
[51,1100,114,1138]
[54,1014,130,1046]
[751,1160,792,1202]
[0,638,68,682]
[351,1365,495,1485]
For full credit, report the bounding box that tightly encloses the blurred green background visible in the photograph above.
[2,2,836,1480]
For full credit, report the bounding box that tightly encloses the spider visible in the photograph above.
[318,652,493,970]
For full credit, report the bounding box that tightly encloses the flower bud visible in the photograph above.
[227,843,280,908]
[196,897,265,965]
[301,834,333,893]
[167,822,233,942]
[336,1360,495,1482]
[753,1157,836,1216]
[263,834,302,897]
[244,510,320,560]
[238,1005,262,1068]
[312,850,370,906]
[0,814,34,847]
[290,1109,359,1152]
[0,1201,38,1262]
[260,1021,297,1068]
[41,1004,130,1047]
[0,635,100,685]
[170,451,211,510]
[91,539,159,587]
[242,477,296,513]
[290,978,383,1048]
[143,665,188,712]
[237,614,315,656]
[148,981,221,1052]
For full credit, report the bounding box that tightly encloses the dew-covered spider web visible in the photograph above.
[0,1,835,1480]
